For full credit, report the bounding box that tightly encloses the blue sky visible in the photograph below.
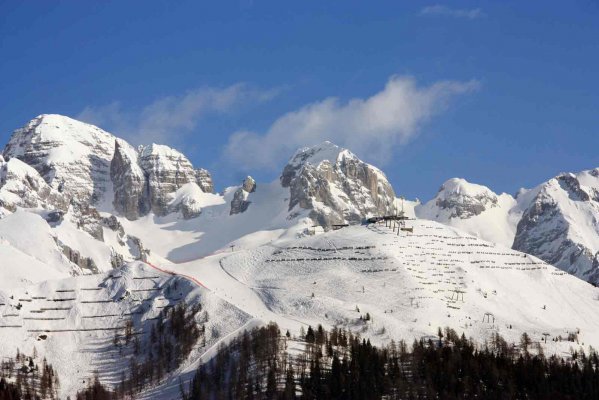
[1,1,598,200]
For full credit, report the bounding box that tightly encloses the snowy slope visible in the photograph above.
[4,113,599,398]
[0,211,78,288]
[119,180,311,262]
[167,219,599,357]
[417,173,599,285]
[0,261,250,398]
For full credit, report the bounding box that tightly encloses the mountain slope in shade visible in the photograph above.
[513,169,599,284]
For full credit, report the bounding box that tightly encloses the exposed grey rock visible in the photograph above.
[110,250,125,269]
[110,140,149,220]
[3,115,216,221]
[3,114,117,206]
[44,211,65,224]
[281,142,397,228]
[139,144,203,217]
[76,206,104,241]
[431,178,499,219]
[230,176,256,215]
[59,242,99,274]
[195,168,215,193]
[101,215,125,237]
[242,176,256,193]
[128,236,149,262]
[0,157,69,212]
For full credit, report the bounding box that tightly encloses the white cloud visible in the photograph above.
[420,5,484,19]
[77,84,280,146]
[224,76,480,171]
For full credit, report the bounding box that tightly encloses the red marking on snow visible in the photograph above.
[144,261,208,289]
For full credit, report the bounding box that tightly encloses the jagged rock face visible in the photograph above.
[110,140,149,220]
[281,142,397,228]
[3,115,215,220]
[75,205,105,241]
[428,178,499,219]
[57,241,99,274]
[242,176,256,193]
[3,114,117,206]
[0,156,69,212]
[195,168,214,193]
[513,170,599,284]
[139,144,202,216]
[230,176,256,215]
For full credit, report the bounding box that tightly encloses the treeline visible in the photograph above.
[0,350,60,400]
[76,301,205,400]
[183,324,599,400]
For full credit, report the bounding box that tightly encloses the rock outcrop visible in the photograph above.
[417,172,599,285]
[195,168,214,193]
[139,144,198,216]
[0,156,69,212]
[230,176,256,215]
[110,140,149,220]
[280,142,397,228]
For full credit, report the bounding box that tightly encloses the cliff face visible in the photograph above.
[3,114,117,206]
[3,115,215,220]
[139,144,201,216]
[0,156,70,213]
[513,170,599,284]
[110,140,149,220]
[230,176,256,215]
[280,142,397,228]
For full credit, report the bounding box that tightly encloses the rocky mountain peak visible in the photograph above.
[513,168,599,284]
[3,114,118,206]
[2,115,216,220]
[429,178,500,219]
[280,141,397,228]
[281,141,353,187]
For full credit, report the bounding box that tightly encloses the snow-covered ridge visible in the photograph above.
[416,178,521,247]
[417,171,599,285]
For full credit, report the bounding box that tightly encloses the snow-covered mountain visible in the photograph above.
[513,170,599,284]
[416,173,599,285]
[281,141,397,228]
[416,178,522,247]
[2,113,599,397]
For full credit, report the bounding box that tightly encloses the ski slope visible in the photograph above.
[0,262,250,398]
[165,219,599,358]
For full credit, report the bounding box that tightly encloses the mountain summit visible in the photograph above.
[281,141,398,228]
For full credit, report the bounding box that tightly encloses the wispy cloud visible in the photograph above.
[77,84,281,146]
[420,5,484,19]
[224,76,480,171]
